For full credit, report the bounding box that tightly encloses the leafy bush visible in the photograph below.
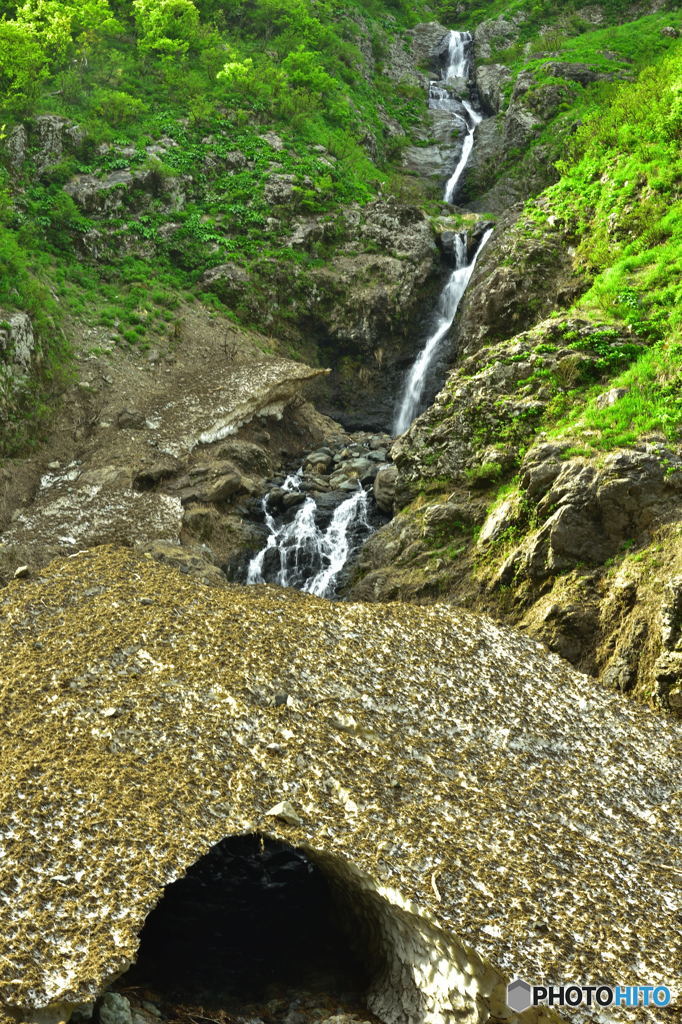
[91,88,149,126]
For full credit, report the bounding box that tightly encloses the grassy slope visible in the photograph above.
[455,0,682,455]
[0,0,429,450]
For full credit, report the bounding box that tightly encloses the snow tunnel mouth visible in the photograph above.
[114,832,514,1024]
[119,834,373,1009]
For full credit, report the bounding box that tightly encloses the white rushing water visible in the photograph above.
[444,29,472,82]
[393,228,493,436]
[391,26,490,436]
[246,477,371,599]
[444,99,482,203]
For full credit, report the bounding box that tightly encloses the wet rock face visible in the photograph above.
[454,206,586,355]
[260,199,443,432]
[474,64,512,114]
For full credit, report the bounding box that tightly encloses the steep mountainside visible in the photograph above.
[1,0,682,715]
[1,4,682,1024]
[348,1,682,716]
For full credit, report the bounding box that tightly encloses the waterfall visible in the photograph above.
[391,25,491,436]
[444,100,483,203]
[444,29,472,82]
[246,479,372,599]
[393,228,493,436]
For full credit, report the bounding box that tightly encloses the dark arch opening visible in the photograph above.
[120,834,373,1012]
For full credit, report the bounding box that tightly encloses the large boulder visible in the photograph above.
[473,18,519,60]
[65,168,188,217]
[2,115,86,173]
[475,64,512,114]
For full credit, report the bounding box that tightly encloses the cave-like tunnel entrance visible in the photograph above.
[113,832,508,1024]
[119,834,374,1013]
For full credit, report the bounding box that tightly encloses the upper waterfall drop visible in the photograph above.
[444,29,472,82]
[392,24,491,437]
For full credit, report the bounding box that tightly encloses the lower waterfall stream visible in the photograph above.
[246,469,372,599]
[392,227,492,436]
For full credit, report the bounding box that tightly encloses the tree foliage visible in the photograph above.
[132,0,201,55]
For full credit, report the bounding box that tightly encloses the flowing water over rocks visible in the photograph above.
[244,435,390,598]
[393,229,492,436]
[392,30,492,437]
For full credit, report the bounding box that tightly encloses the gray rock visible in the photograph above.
[661,26,679,37]
[478,497,519,545]
[282,491,307,509]
[5,125,27,171]
[543,61,620,85]
[116,409,146,430]
[474,17,519,61]
[305,451,334,474]
[263,174,296,204]
[266,488,287,510]
[35,115,85,170]
[65,168,187,217]
[199,472,244,504]
[261,131,285,151]
[402,105,466,184]
[98,993,132,1024]
[595,387,628,409]
[374,464,398,515]
[199,263,250,305]
[423,501,473,530]
[520,444,572,500]
[518,450,681,579]
[475,64,512,114]
[0,311,35,368]
[341,457,377,483]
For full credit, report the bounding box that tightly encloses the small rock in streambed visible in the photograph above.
[99,993,133,1024]
[140,1002,161,1018]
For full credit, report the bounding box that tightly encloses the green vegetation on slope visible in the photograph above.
[541,43,682,449]
[0,0,432,449]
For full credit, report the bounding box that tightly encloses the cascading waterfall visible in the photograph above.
[246,474,372,599]
[440,30,479,205]
[392,27,491,436]
[444,28,472,82]
[393,229,492,436]
[248,26,489,590]
[444,100,482,203]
